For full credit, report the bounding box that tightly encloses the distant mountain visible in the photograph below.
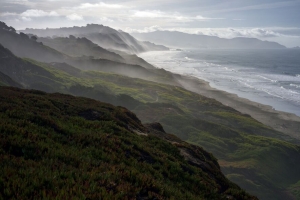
[132,31,286,49]
[38,35,155,69]
[38,36,125,62]
[0,22,67,63]
[291,46,300,49]
[0,22,156,79]
[22,24,169,53]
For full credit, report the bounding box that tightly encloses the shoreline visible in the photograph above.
[139,50,300,139]
[173,74,300,139]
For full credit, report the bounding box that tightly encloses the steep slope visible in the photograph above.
[0,44,157,92]
[132,31,286,49]
[0,22,157,79]
[108,48,156,69]
[22,24,169,53]
[0,86,256,200]
[38,36,125,62]
[0,43,61,89]
[38,36,155,69]
[0,71,21,87]
[0,22,67,63]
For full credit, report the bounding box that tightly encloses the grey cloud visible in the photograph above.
[0,2,29,13]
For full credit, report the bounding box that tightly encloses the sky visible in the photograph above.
[1,0,300,47]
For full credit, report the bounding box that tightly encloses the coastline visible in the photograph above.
[174,74,300,139]
[139,50,300,139]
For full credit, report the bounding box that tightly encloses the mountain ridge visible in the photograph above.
[0,22,158,80]
[37,35,156,69]
[22,24,169,54]
[132,30,286,49]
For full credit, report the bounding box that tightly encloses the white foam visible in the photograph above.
[290,84,300,88]
[260,88,284,99]
[279,86,300,95]
[185,57,194,61]
[264,74,300,82]
[238,80,300,103]
[289,90,300,95]
[256,75,278,83]
[224,67,238,72]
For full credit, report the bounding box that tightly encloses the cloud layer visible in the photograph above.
[1,0,299,47]
[0,1,223,28]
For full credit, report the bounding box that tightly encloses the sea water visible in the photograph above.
[139,49,300,117]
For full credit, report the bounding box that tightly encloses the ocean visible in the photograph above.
[139,49,300,117]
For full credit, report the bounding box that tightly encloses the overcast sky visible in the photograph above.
[1,0,300,47]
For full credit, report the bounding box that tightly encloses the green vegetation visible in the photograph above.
[288,181,300,199]
[0,87,255,200]
[1,20,300,199]
[1,43,300,199]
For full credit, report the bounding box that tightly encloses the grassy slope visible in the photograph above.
[1,53,300,199]
[0,87,255,200]
[1,25,299,198]
[88,72,300,200]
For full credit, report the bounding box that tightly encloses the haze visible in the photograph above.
[1,0,300,47]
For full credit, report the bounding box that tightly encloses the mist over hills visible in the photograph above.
[22,24,169,54]
[0,22,159,80]
[0,71,21,87]
[37,35,155,69]
[1,21,300,200]
[132,31,286,49]
[38,36,125,62]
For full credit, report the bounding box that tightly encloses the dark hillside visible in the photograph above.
[0,71,21,87]
[0,87,256,200]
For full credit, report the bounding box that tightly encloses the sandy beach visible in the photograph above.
[174,74,300,140]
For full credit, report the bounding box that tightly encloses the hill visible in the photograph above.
[132,31,286,49]
[0,22,67,63]
[0,86,256,200]
[22,24,169,54]
[1,43,300,199]
[0,22,157,79]
[38,35,125,62]
[37,36,155,69]
[0,71,21,87]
